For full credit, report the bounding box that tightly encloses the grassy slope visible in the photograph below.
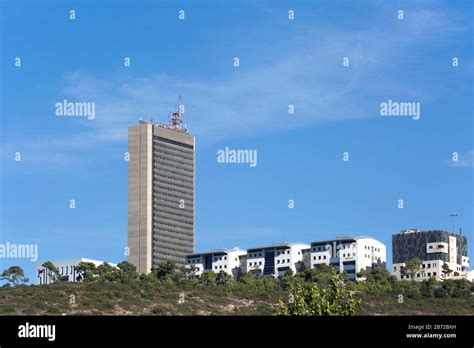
[0,283,473,316]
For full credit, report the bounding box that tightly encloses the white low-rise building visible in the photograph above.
[185,248,246,279]
[392,260,466,281]
[36,258,117,285]
[310,236,387,280]
[246,242,309,277]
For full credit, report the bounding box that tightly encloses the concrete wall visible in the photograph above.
[128,124,153,274]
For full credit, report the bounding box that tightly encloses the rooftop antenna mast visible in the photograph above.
[168,95,185,131]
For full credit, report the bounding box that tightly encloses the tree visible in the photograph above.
[96,262,119,282]
[434,287,448,298]
[298,264,338,286]
[182,265,199,280]
[442,279,471,298]
[278,269,359,316]
[1,266,29,286]
[216,271,233,286]
[75,262,97,282]
[420,277,437,297]
[441,262,453,279]
[41,261,60,283]
[117,261,136,273]
[402,258,422,280]
[116,261,139,282]
[153,261,176,281]
[199,270,216,285]
[239,271,261,291]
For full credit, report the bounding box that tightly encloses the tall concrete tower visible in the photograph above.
[128,99,195,274]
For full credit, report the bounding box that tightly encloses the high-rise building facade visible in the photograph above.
[392,229,469,281]
[128,103,195,274]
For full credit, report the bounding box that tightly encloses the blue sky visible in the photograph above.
[0,0,472,282]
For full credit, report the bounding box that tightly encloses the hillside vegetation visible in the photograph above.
[1,262,473,315]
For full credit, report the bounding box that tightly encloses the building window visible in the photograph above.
[433,272,437,276]
[313,257,316,260]
[277,260,280,264]
[224,265,227,268]
[259,261,262,265]
[428,273,431,277]
[394,267,397,271]
[249,262,252,266]
[287,259,290,263]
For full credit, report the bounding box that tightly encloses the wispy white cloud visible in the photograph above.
[2,3,468,167]
[55,34,410,146]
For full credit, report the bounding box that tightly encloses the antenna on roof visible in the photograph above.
[168,95,186,132]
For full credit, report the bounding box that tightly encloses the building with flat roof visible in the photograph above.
[128,99,195,273]
[392,229,469,281]
[185,248,247,279]
[246,242,309,277]
[309,236,386,280]
[36,258,117,285]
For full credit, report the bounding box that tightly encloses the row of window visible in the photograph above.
[39,265,76,277]
[187,256,241,264]
[313,255,327,261]
[60,266,75,275]
[276,250,290,256]
[249,261,262,267]
[214,265,227,270]
[428,244,445,249]
[249,253,263,258]
[364,245,381,252]
[395,262,437,272]
[400,272,437,279]
[277,259,290,264]
[340,243,356,249]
